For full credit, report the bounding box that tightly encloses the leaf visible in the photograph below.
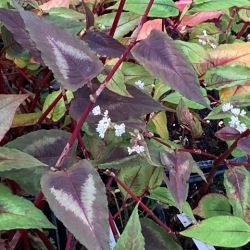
[0,94,28,142]
[0,183,55,230]
[11,112,41,128]
[220,81,250,102]
[97,12,139,39]
[237,137,250,155]
[4,129,77,195]
[42,90,73,122]
[215,127,240,141]
[15,5,103,91]
[114,205,145,250]
[83,29,129,58]
[149,187,195,221]
[175,0,192,11]
[193,193,232,218]
[189,0,250,13]
[224,166,250,220]
[0,147,47,172]
[41,160,109,250]
[132,30,207,107]
[161,151,194,210]
[205,65,250,90]
[178,11,223,28]
[152,112,169,139]
[137,19,162,40]
[39,0,70,10]
[0,9,42,62]
[180,216,250,247]
[69,84,166,122]
[239,9,250,22]
[176,99,203,138]
[141,218,183,250]
[110,0,179,18]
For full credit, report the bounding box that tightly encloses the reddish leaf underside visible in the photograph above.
[160,151,193,210]
[41,160,109,250]
[215,127,240,141]
[131,30,208,107]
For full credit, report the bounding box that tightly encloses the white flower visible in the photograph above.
[103,110,109,117]
[114,123,126,137]
[135,80,144,89]
[198,38,206,45]
[240,110,247,117]
[229,115,240,128]
[96,116,111,138]
[127,145,145,155]
[92,105,101,116]
[231,108,241,116]
[236,123,247,133]
[222,103,233,112]
[210,43,217,49]
[203,30,208,36]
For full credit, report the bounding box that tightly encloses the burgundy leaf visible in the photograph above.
[237,137,250,155]
[0,9,41,62]
[83,29,132,58]
[41,160,109,250]
[215,127,240,141]
[15,4,103,91]
[131,30,208,107]
[69,84,166,121]
[161,151,193,210]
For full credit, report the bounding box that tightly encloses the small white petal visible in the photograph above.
[127,147,133,155]
[114,123,126,137]
[210,43,217,49]
[222,103,233,112]
[240,110,247,117]
[92,105,101,116]
[135,80,145,89]
[229,115,240,128]
[231,108,241,116]
[104,110,109,117]
[236,123,247,133]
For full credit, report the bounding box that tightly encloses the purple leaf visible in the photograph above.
[15,4,103,91]
[0,9,42,62]
[215,127,240,141]
[41,160,109,250]
[69,84,166,121]
[237,137,250,155]
[131,30,208,107]
[83,29,132,58]
[161,151,193,210]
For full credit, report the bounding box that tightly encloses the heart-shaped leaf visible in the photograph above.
[0,183,55,230]
[41,160,109,250]
[180,216,250,247]
[14,3,103,91]
[132,30,207,107]
[161,151,194,210]
[0,94,28,143]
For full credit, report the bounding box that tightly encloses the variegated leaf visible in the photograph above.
[131,30,208,107]
[14,3,103,91]
[41,160,109,250]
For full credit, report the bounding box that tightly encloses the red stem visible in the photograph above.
[198,129,250,198]
[33,230,56,250]
[109,0,126,37]
[65,232,73,250]
[236,22,249,39]
[108,171,173,234]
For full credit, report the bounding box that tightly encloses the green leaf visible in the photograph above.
[224,167,250,220]
[42,90,73,122]
[193,193,232,218]
[180,216,250,247]
[152,112,169,139]
[114,205,145,250]
[0,184,55,230]
[239,9,250,22]
[141,218,183,250]
[205,104,231,120]
[110,0,179,18]
[97,12,139,39]
[149,187,195,221]
[189,0,250,13]
[0,147,47,172]
[205,65,250,90]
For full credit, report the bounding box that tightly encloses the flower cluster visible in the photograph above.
[127,145,145,155]
[127,131,145,155]
[221,103,247,133]
[198,30,217,49]
[92,105,126,138]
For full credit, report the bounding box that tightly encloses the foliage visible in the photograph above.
[0,0,250,249]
